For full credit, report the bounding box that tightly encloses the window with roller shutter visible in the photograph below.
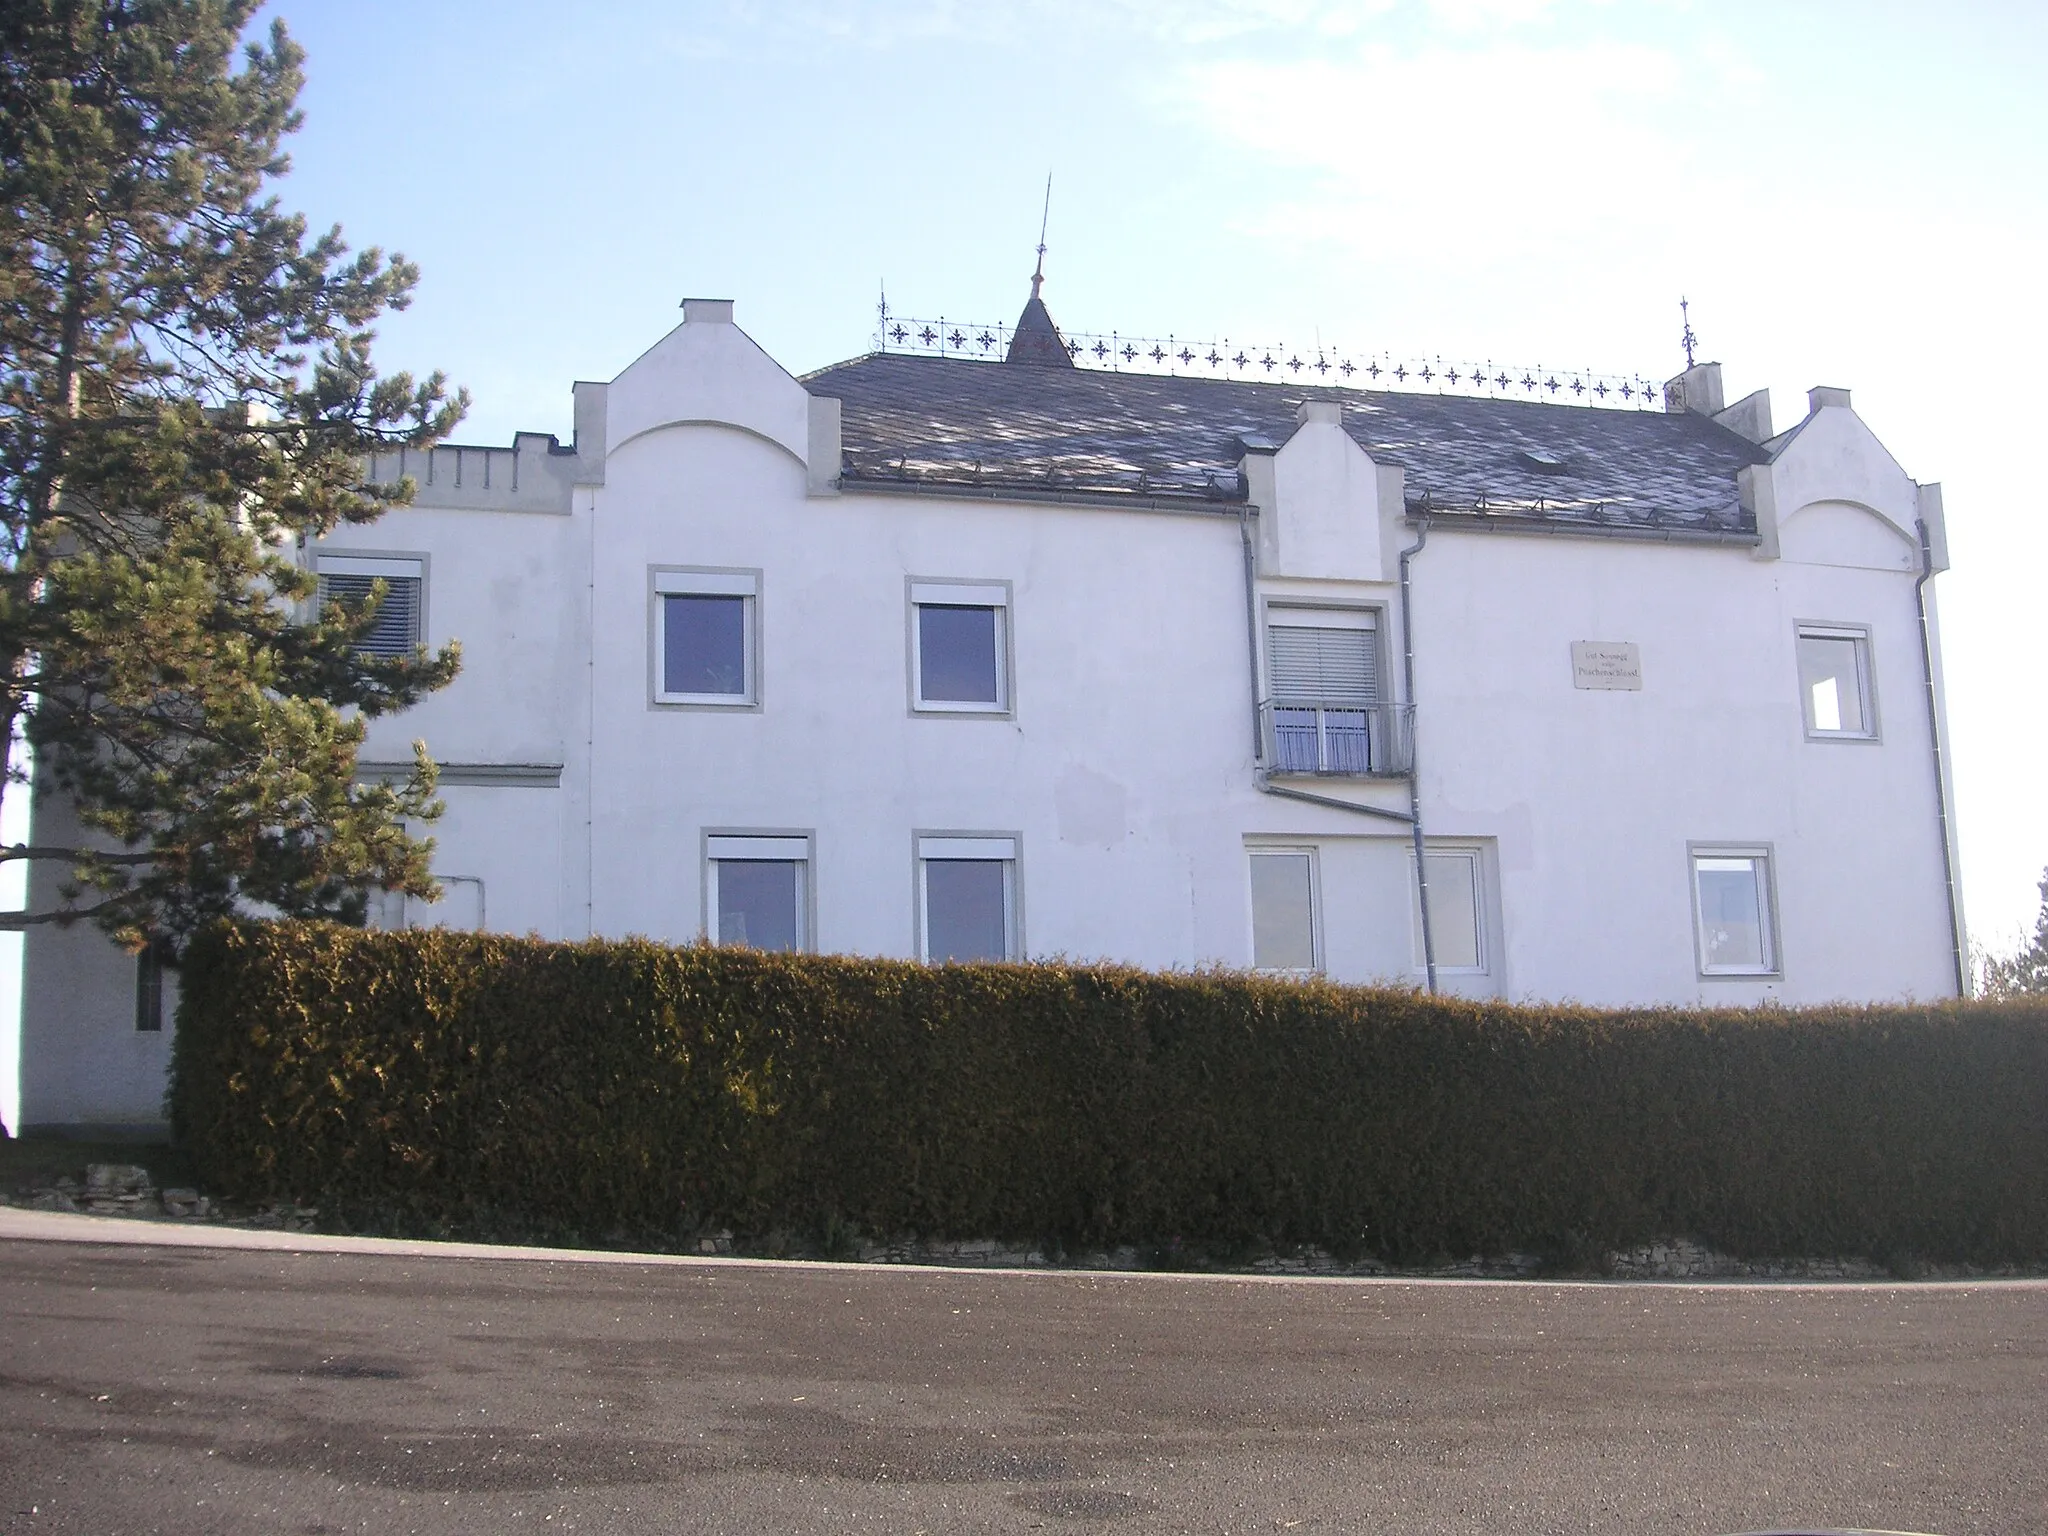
[1265,610,1380,775]
[316,554,424,657]
[1267,622,1377,706]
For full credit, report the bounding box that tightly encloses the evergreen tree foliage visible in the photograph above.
[0,0,465,948]
[1981,868,2048,999]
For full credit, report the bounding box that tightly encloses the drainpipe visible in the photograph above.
[1239,506,1263,760]
[585,485,598,938]
[1259,779,1419,827]
[1914,519,1967,997]
[1401,521,1437,994]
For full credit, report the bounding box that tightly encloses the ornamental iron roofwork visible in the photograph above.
[874,302,1664,409]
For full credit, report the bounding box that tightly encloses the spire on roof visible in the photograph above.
[1006,174,1074,367]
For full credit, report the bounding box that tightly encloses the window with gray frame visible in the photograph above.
[917,836,1017,962]
[1796,625,1874,738]
[316,555,423,657]
[706,835,809,952]
[1691,849,1778,975]
[656,569,758,704]
[1248,848,1318,971]
[910,582,1009,712]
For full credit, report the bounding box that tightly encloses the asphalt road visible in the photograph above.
[0,1219,2041,1535]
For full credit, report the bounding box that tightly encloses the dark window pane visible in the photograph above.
[134,944,164,1032]
[925,860,1008,961]
[665,594,747,696]
[715,860,801,951]
[918,604,1000,704]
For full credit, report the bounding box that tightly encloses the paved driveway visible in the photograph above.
[0,1214,2041,1534]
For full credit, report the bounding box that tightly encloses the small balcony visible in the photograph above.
[1260,700,1414,778]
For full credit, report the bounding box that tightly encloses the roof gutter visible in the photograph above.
[1915,518,1967,997]
[838,476,1244,518]
[1405,509,1760,547]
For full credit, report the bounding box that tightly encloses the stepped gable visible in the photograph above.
[805,351,1769,535]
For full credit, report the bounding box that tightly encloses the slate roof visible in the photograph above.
[804,352,1770,537]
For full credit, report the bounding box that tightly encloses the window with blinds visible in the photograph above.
[1266,619,1376,705]
[317,555,424,657]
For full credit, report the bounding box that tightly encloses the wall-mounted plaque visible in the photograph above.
[1571,641,1643,690]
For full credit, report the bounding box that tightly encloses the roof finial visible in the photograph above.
[1007,176,1075,367]
[1032,173,1052,297]
[1680,295,1698,369]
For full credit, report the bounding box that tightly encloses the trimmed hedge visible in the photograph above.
[171,920,2048,1265]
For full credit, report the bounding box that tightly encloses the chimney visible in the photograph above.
[1663,361,1725,416]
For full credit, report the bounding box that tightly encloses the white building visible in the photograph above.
[14,287,1967,1134]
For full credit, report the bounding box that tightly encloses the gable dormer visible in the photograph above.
[1741,387,1939,572]
[603,299,838,491]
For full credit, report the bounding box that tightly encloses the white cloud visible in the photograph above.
[703,0,1399,51]
[1167,37,1709,300]
[1424,0,1561,32]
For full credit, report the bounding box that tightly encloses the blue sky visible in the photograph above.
[7,0,2045,1125]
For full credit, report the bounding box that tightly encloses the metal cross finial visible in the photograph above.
[1032,173,1052,296]
[1680,296,1698,369]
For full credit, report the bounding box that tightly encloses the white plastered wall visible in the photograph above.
[15,793,175,1132]
[1409,520,1955,1006]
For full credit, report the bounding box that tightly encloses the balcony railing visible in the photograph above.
[1260,700,1414,778]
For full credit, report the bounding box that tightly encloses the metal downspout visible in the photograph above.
[1239,506,1264,759]
[1401,521,1437,994]
[1259,780,1417,826]
[1915,519,1967,997]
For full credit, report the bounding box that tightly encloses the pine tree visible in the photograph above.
[1980,869,2048,999]
[0,0,465,948]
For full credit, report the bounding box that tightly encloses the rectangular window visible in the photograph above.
[316,554,424,656]
[1796,624,1875,739]
[655,568,758,705]
[1411,847,1486,973]
[706,835,809,951]
[1267,608,1378,774]
[917,835,1018,962]
[134,940,168,1032]
[1691,848,1779,976]
[1249,848,1319,972]
[910,581,1010,714]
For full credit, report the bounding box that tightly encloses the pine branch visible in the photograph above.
[0,900,132,932]
[0,844,155,866]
